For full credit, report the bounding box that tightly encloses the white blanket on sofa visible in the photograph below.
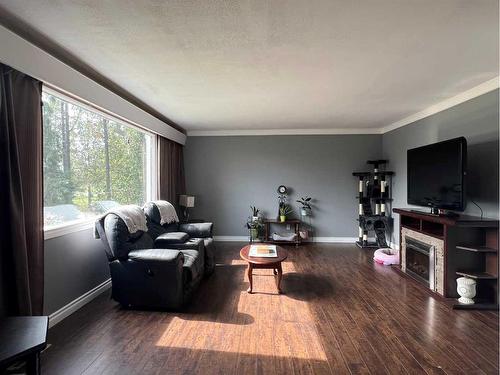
[105,205,148,234]
[152,200,179,225]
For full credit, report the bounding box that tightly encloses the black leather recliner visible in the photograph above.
[95,212,205,310]
[143,201,216,276]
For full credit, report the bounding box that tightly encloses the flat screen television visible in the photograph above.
[407,137,467,212]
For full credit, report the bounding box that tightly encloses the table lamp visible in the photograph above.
[179,195,195,222]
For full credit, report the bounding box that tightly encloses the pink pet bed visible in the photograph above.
[373,248,399,266]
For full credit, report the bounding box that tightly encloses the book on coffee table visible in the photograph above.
[249,244,278,257]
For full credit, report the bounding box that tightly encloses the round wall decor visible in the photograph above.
[277,185,287,194]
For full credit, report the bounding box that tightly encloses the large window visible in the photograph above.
[42,90,155,231]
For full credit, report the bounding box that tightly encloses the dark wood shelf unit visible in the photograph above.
[453,301,499,310]
[401,225,444,240]
[394,208,499,310]
[399,211,445,237]
[421,220,445,238]
[394,208,498,227]
[456,271,497,280]
[456,245,497,253]
[400,215,421,231]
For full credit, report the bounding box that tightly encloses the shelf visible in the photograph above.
[367,160,388,165]
[352,171,394,177]
[401,225,443,239]
[456,271,497,280]
[456,245,497,253]
[355,196,393,201]
[393,208,499,227]
[263,240,300,245]
[453,301,499,310]
[263,219,301,224]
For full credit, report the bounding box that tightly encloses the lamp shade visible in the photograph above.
[179,195,195,208]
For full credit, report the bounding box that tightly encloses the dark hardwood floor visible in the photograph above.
[41,242,499,374]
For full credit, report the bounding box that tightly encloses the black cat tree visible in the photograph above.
[352,160,394,248]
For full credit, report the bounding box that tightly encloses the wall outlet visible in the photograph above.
[286,224,291,230]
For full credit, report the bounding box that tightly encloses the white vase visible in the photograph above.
[456,277,476,305]
[299,230,309,239]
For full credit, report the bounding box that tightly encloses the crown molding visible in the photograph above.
[381,76,499,134]
[187,77,499,137]
[188,127,382,136]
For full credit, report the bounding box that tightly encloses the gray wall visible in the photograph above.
[44,228,109,315]
[382,89,499,246]
[184,135,382,237]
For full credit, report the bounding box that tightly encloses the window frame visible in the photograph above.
[42,87,158,239]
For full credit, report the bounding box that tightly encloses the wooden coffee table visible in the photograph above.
[240,245,288,294]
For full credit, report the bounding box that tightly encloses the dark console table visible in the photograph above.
[394,208,499,310]
[0,316,48,374]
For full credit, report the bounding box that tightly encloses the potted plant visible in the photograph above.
[246,218,263,240]
[296,196,312,216]
[250,206,260,222]
[279,205,293,222]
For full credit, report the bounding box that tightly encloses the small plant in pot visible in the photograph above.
[250,206,260,222]
[246,218,263,240]
[279,205,293,222]
[296,196,312,216]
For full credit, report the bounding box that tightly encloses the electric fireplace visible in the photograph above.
[404,237,435,290]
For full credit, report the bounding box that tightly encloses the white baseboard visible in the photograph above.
[48,278,111,328]
[309,237,358,243]
[214,236,359,243]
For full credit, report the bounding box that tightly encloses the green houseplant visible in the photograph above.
[296,196,312,216]
[279,204,293,222]
[250,206,260,221]
[246,218,263,240]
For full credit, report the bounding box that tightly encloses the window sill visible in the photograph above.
[44,219,95,240]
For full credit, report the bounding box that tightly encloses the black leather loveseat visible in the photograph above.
[95,203,215,310]
[143,201,216,276]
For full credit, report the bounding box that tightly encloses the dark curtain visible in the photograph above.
[158,136,186,207]
[0,64,43,316]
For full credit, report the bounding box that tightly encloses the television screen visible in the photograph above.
[407,137,467,211]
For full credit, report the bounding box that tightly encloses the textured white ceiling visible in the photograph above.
[0,0,498,132]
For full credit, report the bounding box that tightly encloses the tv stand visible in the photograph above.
[394,208,499,310]
[409,208,459,218]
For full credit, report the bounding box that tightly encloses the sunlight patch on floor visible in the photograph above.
[230,258,247,266]
[155,260,328,361]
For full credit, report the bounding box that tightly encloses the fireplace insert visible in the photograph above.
[405,237,435,290]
